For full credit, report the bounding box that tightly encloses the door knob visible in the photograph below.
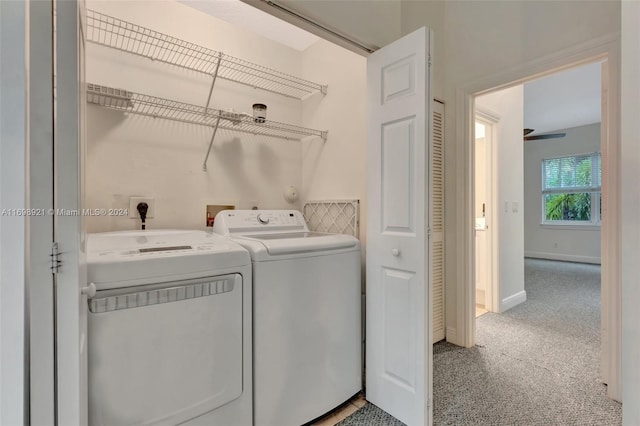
[391,248,400,257]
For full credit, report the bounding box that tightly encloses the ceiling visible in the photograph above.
[180,0,401,55]
[179,0,320,51]
[524,61,602,135]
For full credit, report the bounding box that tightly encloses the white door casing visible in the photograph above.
[366,27,433,426]
[459,38,620,397]
[0,2,28,424]
[55,0,88,424]
[29,1,56,423]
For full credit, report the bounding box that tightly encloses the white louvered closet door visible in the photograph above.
[432,100,445,343]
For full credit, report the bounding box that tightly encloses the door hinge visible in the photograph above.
[427,227,432,239]
[427,54,432,68]
[51,242,61,274]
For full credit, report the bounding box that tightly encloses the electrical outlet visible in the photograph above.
[129,197,155,219]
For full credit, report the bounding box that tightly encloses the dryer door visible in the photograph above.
[88,274,243,426]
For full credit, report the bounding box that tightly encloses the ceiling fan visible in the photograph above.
[524,128,566,141]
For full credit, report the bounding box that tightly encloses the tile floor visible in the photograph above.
[311,394,367,426]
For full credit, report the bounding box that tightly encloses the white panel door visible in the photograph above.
[55,1,88,424]
[366,27,432,426]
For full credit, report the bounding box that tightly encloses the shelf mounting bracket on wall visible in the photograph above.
[202,115,222,172]
[204,53,223,109]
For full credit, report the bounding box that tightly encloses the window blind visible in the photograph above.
[542,153,601,194]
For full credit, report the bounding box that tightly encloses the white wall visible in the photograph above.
[621,1,640,424]
[300,39,367,238]
[400,0,620,344]
[0,1,27,424]
[476,86,525,312]
[85,0,309,232]
[524,123,601,264]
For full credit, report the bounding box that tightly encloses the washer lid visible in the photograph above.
[236,232,358,258]
[213,210,359,259]
[87,230,250,288]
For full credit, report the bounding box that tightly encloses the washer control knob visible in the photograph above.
[81,282,97,298]
[257,214,269,224]
[391,248,400,257]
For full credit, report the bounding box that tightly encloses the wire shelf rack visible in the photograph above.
[86,9,327,100]
[87,83,328,142]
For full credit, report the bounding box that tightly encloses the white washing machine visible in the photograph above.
[213,210,362,426]
[86,230,252,426]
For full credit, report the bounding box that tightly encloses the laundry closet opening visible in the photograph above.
[36,1,372,425]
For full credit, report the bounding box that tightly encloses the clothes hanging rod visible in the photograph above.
[241,0,377,55]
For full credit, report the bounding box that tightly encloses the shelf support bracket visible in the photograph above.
[202,115,222,172]
[204,53,223,109]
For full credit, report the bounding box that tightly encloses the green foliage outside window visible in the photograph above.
[545,193,591,221]
[542,153,600,224]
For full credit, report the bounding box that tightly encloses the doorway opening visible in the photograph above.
[467,58,611,392]
[471,60,605,316]
[458,41,621,398]
[473,115,497,317]
[431,57,622,424]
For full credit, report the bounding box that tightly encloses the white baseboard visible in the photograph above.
[501,290,527,312]
[445,326,459,345]
[524,251,601,265]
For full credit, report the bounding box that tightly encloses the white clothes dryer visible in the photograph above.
[213,210,362,426]
[86,230,252,426]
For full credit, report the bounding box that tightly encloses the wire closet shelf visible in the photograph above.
[86,83,328,142]
[85,9,327,100]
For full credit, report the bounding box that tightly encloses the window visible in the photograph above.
[541,153,601,225]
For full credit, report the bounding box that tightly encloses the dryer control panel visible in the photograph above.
[213,210,308,235]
